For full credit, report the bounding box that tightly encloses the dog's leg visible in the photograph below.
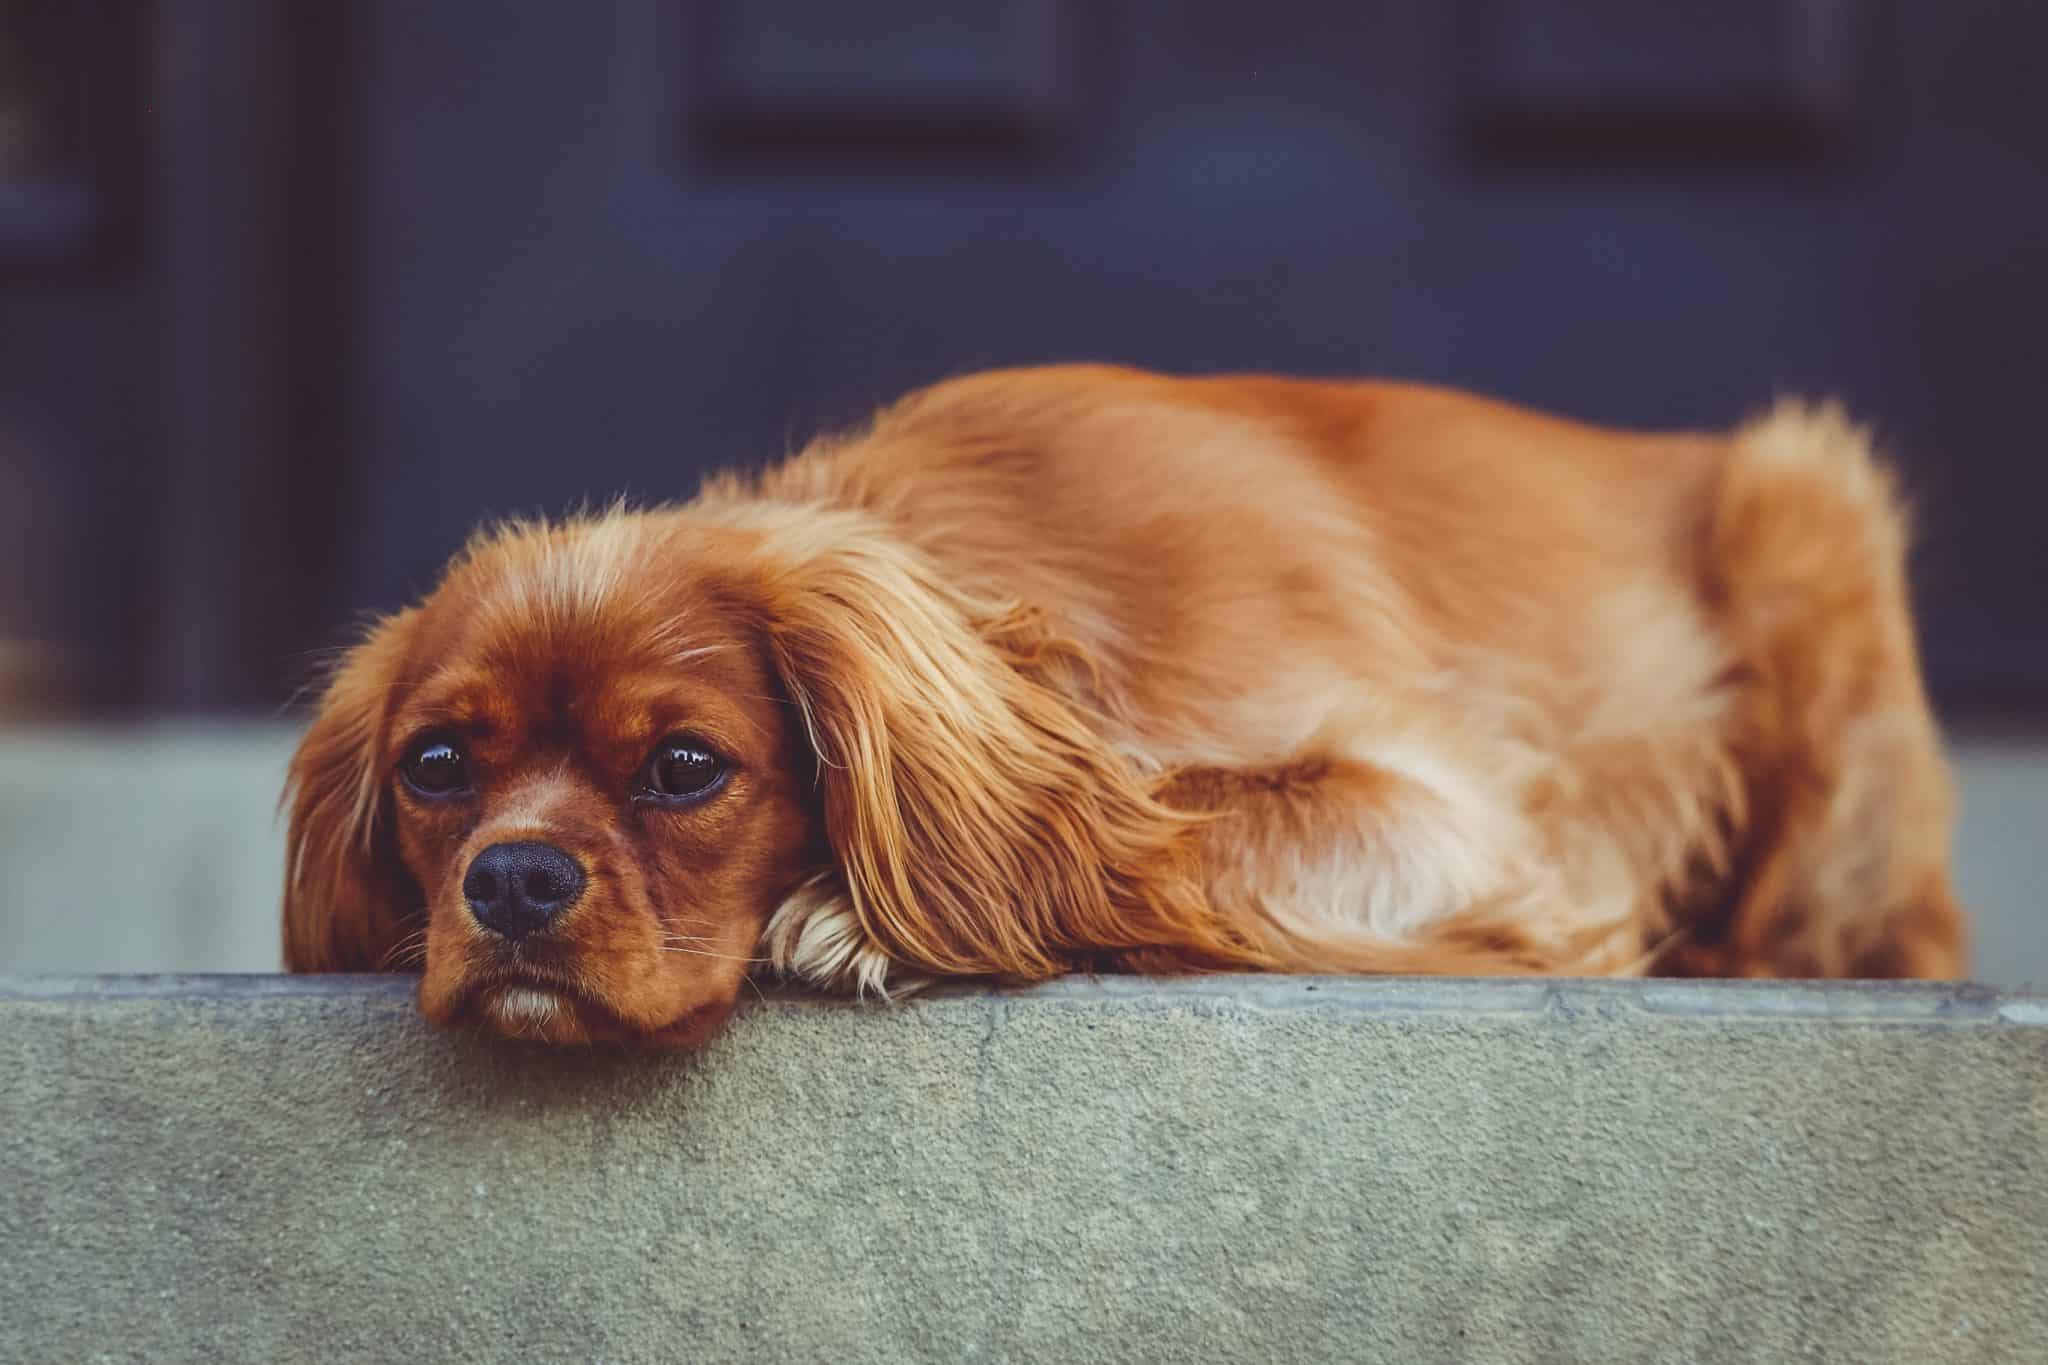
[1140,755,1610,976]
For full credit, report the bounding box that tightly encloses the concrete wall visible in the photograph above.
[5,975,2043,1363]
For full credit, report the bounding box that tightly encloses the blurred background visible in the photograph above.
[1,1,2041,979]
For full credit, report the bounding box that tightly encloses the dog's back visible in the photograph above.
[751,366,1964,978]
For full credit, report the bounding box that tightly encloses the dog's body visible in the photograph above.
[285,366,1965,1044]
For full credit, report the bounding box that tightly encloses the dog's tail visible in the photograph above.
[1686,400,1966,977]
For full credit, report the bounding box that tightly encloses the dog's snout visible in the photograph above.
[463,841,586,941]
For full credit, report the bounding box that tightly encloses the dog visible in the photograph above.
[282,365,1967,1045]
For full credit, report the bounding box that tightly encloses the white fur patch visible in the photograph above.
[490,987,563,1027]
[763,876,927,999]
[1316,737,1523,938]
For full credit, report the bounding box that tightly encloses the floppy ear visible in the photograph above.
[751,520,1269,984]
[281,610,424,972]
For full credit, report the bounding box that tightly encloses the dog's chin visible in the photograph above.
[418,968,740,1049]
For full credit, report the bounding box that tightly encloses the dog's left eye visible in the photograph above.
[400,734,471,797]
[639,738,727,801]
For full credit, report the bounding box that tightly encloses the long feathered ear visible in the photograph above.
[281,610,424,972]
[748,517,1270,986]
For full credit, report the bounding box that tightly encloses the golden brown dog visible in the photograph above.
[283,366,1966,1044]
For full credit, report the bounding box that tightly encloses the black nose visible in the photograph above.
[463,841,586,941]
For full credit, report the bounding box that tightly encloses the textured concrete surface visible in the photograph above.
[5,723,2046,984]
[4,975,2044,1364]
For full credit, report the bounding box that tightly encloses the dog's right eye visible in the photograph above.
[400,735,471,797]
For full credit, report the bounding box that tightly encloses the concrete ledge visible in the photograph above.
[5,976,2044,1363]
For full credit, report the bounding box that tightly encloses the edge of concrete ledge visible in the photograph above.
[4,971,2043,1027]
[8,970,2045,1363]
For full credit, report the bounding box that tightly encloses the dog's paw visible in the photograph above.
[763,875,931,999]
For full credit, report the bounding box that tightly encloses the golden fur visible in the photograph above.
[283,365,1967,1044]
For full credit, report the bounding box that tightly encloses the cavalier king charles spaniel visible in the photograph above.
[283,366,1966,1045]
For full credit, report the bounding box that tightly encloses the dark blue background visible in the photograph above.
[2,0,2043,715]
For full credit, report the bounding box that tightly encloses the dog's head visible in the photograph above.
[282,511,823,1044]
[281,500,1228,1046]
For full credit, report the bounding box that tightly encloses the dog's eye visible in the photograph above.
[400,735,471,797]
[640,738,726,801]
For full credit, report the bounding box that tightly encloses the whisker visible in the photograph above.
[377,922,433,971]
[656,946,768,964]
[735,693,799,709]
[1623,924,1691,976]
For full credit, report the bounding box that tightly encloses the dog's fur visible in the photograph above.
[283,366,1966,1044]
